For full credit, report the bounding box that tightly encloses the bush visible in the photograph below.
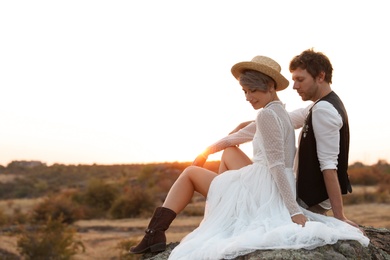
[17,217,84,260]
[11,207,29,225]
[349,167,381,185]
[377,173,390,195]
[109,186,155,218]
[0,208,8,226]
[343,187,390,205]
[32,195,83,224]
[83,179,119,213]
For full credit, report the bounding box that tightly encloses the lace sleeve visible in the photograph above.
[257,109,302,217]
[203,122,256,155]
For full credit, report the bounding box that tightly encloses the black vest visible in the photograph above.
[297,91,352,207]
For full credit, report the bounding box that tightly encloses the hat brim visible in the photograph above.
[231,62,289,91]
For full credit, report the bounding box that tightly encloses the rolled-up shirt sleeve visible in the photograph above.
[312,101,343,171]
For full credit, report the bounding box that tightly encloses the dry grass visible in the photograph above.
[0,196,389,259]
[352,185,378,194]
[0,198,43,215]
[72,203,389,259]
[341,203,390,228]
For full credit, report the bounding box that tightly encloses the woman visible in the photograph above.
[130,56,369,259]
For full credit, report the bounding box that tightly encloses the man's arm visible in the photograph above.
[323,169,345,219]
[313,102,359,227]
[230,105,311,135]
[323,169,359,228]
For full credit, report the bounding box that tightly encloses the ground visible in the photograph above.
[1,202,389,259]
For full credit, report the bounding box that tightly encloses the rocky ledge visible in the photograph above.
[142,226,390,260]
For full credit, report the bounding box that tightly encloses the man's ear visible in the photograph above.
[317,71,326,82]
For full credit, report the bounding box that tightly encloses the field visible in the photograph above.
[1,198,389,260]
[0,162,389,259]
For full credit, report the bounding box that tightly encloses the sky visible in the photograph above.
[1,0,389,166]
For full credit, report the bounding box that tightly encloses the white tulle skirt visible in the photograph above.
[168,163,369,260]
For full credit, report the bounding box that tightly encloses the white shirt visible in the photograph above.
[290,101,343,209]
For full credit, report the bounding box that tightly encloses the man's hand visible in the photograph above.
[343,218,359,228]
[341,218,366,234]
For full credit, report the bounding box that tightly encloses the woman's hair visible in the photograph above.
[239,70,276,91]
[289,48,333,84]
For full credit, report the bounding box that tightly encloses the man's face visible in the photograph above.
[291,68,318,102]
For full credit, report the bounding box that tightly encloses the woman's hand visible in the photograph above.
[192,154,208,167]
[292,213,307,227]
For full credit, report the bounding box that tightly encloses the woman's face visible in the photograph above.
[242,85,274,110]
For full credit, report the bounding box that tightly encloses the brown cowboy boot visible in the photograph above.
[129,207,177,254]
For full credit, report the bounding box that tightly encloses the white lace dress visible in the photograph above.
[168,101,369,260]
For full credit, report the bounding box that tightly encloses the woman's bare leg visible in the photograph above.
[162,166,217,213]
[219,146,252,173]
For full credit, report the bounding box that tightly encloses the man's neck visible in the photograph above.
[314,84,332,101]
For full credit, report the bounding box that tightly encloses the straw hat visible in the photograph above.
[231,56,289,91]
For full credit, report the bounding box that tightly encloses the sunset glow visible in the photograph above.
[1,0,389,166]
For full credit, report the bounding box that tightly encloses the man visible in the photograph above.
[288,48,358,227]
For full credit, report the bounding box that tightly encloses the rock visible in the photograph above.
[141,226,390,260]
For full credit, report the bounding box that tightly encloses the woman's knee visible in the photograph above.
[181,166,200,178]
[181,166,216,196]
[224,146,240,153]
[220,146,251,171]
[221,146,236,160]
[222,146,248,162]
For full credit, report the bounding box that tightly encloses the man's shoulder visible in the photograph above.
[313,100,337,112]
[312,101,341,121]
